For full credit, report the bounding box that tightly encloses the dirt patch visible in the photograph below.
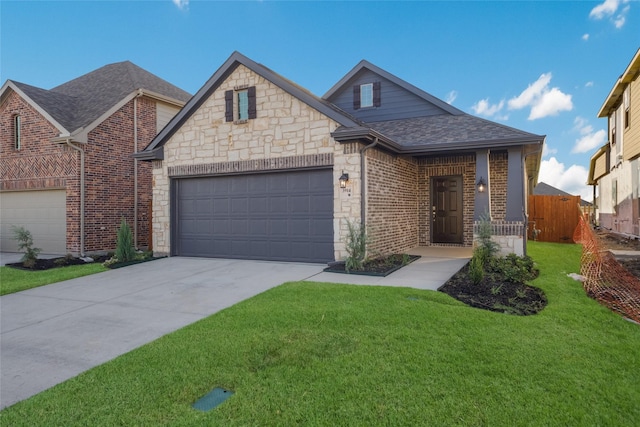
[594,228,640,282]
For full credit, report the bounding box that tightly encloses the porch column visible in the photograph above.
[475,149,491,220]
[506,146,525,221]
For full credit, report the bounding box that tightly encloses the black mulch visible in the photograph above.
[323,254,420,277]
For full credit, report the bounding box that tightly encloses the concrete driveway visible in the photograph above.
[1,247,469,409]
[0,257,324,409]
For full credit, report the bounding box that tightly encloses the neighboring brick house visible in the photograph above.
[137,52,544,262]
[588,48,640,236]
[0,61,191,255]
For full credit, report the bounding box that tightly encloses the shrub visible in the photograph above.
[475,212,500,265]
[11,226,41,268]
[115,218,135,263]
[488,253,539,283]
[344,220,368,272]
[468,252,485,285]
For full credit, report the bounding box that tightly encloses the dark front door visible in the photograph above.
[432,176,463,244]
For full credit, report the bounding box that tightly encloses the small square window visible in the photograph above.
[360,83,373,108]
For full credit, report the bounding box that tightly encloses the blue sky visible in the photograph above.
[2,1,639,201]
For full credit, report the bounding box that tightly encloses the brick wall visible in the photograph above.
[365,149,418,255]
[489,151,508,220]
[84,97,156,252]
[0,89,80,252]
[1,89,158,254]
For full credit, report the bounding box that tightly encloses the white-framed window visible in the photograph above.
[13,115,21,150]
[360,83,373,108]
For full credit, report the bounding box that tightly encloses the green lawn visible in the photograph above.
[1,242,639,426]
[0,263,108,295]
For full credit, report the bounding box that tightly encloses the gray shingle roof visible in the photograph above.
[533,182,592,206]
[11,61,191,133]
[367,114,542,148]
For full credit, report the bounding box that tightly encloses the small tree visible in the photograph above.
[11,226,41,268]
[115,218,135,263]
[344,220,368,272]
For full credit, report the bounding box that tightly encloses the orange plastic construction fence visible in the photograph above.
[573,214,640,323]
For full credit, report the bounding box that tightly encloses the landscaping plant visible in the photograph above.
[11,225,41,269]
[344,220,368,272]
[114,218,135,263]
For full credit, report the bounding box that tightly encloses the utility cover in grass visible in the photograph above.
[192,387,234,411]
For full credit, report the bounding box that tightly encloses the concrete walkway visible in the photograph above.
[0,247,470,409]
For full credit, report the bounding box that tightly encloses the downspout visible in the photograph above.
[133,91,141,249]
[359,137,379,226]
[65,140,85,257]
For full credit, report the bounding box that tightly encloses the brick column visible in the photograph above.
[475,149,491,220]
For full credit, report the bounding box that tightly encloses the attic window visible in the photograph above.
[353,82,381,110]
[225,86,256,123]
[624,86,630,129]
[13,115,21,150]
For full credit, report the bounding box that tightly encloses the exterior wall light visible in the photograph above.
[339,171,349,188]
[477,177,486,193]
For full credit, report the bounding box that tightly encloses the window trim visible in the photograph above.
[13,114,21,150]
[360,83,374,108]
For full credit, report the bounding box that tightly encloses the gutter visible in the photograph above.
[133,90,142,248]
[360,137,379,226]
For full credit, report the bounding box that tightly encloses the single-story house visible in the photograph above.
[136,52,545,262]
[0,61,191,255]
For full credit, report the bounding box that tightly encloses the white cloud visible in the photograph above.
[571,116,607,153]
[172,0,189,10]
[471,98,505,117]
[539,157,592,202]
[508,73,573,120]
[590,0,621,19]
[589,0,630,28]
[446,90,458,105]
[582,33,590,41]
[585,81,594,87]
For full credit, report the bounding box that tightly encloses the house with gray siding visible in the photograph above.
[137,52,544,262]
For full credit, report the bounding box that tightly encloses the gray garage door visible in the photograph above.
[174,169,333,262]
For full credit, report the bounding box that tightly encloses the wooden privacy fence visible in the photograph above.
[528,195,580,243]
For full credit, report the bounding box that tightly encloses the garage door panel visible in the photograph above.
[0,190,67,253]
[174,169,333,262]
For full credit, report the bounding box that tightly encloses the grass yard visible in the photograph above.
[1,242,639,425]
[0,263,108,296]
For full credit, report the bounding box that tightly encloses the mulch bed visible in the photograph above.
[324,254,420,277]
[7,255,111,271]
[439,262,547,316]
[6,255,162,271]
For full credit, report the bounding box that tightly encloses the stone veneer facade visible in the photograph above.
[1,89,157,254]
[152,65,362,259]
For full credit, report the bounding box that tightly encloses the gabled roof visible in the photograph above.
[598,48,640,118]
[533,182,592,206]
[142,51,363,156]
[323,59,464,116]
[139,52,544,162]
[1,61,191,142]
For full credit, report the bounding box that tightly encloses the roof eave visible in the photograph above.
[133,146,164,161]
[597,48,640,118]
